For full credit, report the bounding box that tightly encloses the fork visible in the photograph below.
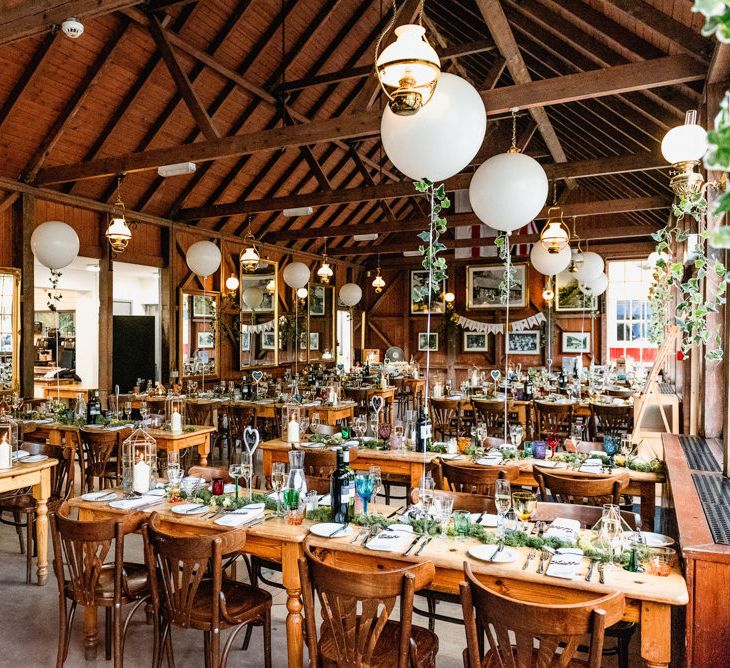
[522,549,536,570]
[350,528,367,544]
[536,547,551,574]
[598,561,606,584]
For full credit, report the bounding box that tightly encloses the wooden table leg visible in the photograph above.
[281,542,304,668]
[640,601,672,667]
[197,434,210,466]
[32,467,51,585]
[262,450,273,486]
[639,481,657,531]
[84,606,98,660]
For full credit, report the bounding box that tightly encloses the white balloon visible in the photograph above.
[530,243,571,276]
[579,272,608,297]
[339,283,362,307]
[282,262,311,289]
[186,241,221,277]
[30,221,79,270]
[469,152,548,232]
[574,251,604,282]
[381,73,486,181]
[242,286,264,310]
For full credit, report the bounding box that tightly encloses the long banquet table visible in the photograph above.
[69,493,687,667]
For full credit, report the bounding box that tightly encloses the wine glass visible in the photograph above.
[599,514,623,567]
[139,401,149,425]
[369,416,379,438]
[353,417,366,439]
[310,413,321,434]
[271,462,286,516]
[355,473,375,515]
[509,424,523,449]
[494,479,512,538]
[240,452,253,501]
[433,495,454,539]
[369,465,382,502]
[229,462,243,500]
[299,416,310,436]
[512,491,537,523]
[419,475,435,513]
[123,401,132,422]
[603,435,619,467]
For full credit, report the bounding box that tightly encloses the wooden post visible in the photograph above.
[160,226,174,383]
[16,194,34,397]
[98,215,113,397]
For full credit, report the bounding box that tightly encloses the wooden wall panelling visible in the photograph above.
[19,194,34,396]
[160,226,173,383]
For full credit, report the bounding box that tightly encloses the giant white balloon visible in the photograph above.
[31,221,79,270]
[186,241,221,277]
[573,251,604,282]
[469,152,548,232]
[530,243,571,276]
[282,262,311,289]
[339,283,363,307]
[380,73,486,181]
[242,286,264,310]
[579,272,608,297]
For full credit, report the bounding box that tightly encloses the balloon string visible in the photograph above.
[504,233,511,444]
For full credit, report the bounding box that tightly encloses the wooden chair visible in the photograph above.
[79,427,121,493]
[299,540,439,668]
[302,447,358,494]
[440,460,519,496]
[534,400,574,439]
[226,404,255,460]
[471,399,506,438]
[429,398,462,440]
[50,502,150,667]
[186,401,214,427]
[589,402,633,440]
[534,466,629,506]
[605,387,634,399]
[460,561,625,668]
[142,513,272,668]
[343,386,368,416]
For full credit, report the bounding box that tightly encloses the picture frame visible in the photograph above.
[192,295,215,318]
[309,332,320,350]
[197,331,214,349]
[562,331,591,353]
[555,271,597,312]
[309,285,326,316]
[240,330,250,352]
[418,332,439,352]
[507,331,540,355]
[467,264,527,309]
[261,331,276,350]
[410,270,446,314]
[463,331,489,352]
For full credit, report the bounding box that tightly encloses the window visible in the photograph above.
[606,260,657,366]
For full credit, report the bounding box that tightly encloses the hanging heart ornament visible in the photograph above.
[251,370,264,384]
[243,426,260,456]
[370,395,385,414]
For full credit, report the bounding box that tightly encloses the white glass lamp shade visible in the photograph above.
[661,120,707,164]
[242,286,264,310]
[283,262,310,289]
[31,221,80,270]
[317,260,333,283]
[573,251,604,282]
[530,243,571,276]
[339,283,362,307]
[376,25,440,88]
[579,272,608,297]
[186,240,221,277]
[266,279,276,294]
[240,245,260,271]
[106,216,132,252]
[469,152,548,232]
[380,72,486,181]
[444,291,455,303]
[225,275,239,291]
[372,273,386,292]
[542,282,554,302]
[540,221,569,253]
[296,287,308,299]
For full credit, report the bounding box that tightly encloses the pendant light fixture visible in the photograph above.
[375,0,440,116]
[106,176,133,255]
[661,110,708,198]
[542,277,554,303]
[539,184,569,254]
[240,217,260,272]
[372,255,386,293]
[317,239,334,284]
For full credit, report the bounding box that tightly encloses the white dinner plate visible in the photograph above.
[171,503,209,515]
[309,523,353,538]
[81,491,119,502]
[22,454,49,463]
[468,544,518,563]
[626,531,675,547]
[12,450,29,460]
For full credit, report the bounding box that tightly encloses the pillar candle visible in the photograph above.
[170,411,183,434]
[133,457,151,494]
[287,418,300,444]
[0,434,11,469]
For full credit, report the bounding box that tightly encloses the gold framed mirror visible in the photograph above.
[0,268,20,392]
[305,282,336,364]
[239,258,279,369]
[179,289,220,379]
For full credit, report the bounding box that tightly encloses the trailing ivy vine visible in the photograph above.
[494,232,516,304]
[47,269,62,313]
[413,179,449,301]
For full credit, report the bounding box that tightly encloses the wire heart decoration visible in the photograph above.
[370,395,384,415]
[251,370,264,384]
[243,426,260,456]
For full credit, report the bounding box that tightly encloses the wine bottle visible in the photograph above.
[330,448,350,524]
[415,407,432,453]
[343,446,356,514]
[87,390,101,425]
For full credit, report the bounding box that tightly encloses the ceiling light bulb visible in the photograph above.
[297,287,308,299]
[225,275,239,291]
[444,291,455,303]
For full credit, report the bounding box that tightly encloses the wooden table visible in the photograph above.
[69,494,687,667]
[0,457,57,585]
[40,383,90,401]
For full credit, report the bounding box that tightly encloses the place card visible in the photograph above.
[109,495,159,510]
[476,456,503,466]
[545,552,583,579]
[365,526,414,552]
[543,518,581,542]
[470,513,499,527]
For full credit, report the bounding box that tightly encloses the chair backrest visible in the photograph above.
[589,402,633,439]
[534,466,629,506]
[49,501,144,606]
[441,460,519,496]
[142,513,246,629]
[429,398,461,429]
[226,404,255,440]
[471,400,506,438]
[24,440,74,503]
[299,540,435,668]
[605,387,633,398]
[533,501,641,530]
[534,401,574,439]
[460,561,625,668]
[186,401,213,426]
[79,428,121,489]
[301,448,359,494]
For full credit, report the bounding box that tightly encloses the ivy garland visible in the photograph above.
[413,179,449,301]
[47,269,63,312]
[494,233,516,305]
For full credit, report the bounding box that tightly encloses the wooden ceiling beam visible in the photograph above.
[147,14,220,141]
[0,0,139,45]
[35,54,702,187]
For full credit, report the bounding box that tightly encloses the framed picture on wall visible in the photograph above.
[463,331,489,352]
[555,271,597,312]
[507,331,540,355]
[309,285,326,316]
[197,331,214,349]
[410,270,446,314]
[240,331,250,352]
[261,331,276,350]
[562,331,591,353]
[467,264,527,309]
[192,295,215,318]
[309,332,320,350]
[418,332,439,351]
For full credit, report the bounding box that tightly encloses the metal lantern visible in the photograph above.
[122,428,157,495]
[284,403,302,443]
[0,414,17,469]
[540,207,570,254]
[165,393,186,434]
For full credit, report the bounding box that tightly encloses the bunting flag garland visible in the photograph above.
[455,311,545,335]
[241,319,276,334]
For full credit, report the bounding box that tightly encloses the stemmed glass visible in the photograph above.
[369,416,379,438]
[139,401,149,426]
[271,462,286,516]
[509,424,523,449]
[393,421,405,449]
[310,413,321,434]
[299,416,310,437]
[369,466,382,502]
[353,417,366,439]
[355,473,375,515]
[123,401,132,422]
[494,479,512,538]
[432,495,454,539]
[419,475,435,514]
[240,452,253,502]
[229,461,243,501]
[599,504,624,567]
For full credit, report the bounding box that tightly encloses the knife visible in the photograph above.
[328,524,347,538]
[476,512,485,526]
[185,504,206,514]
[585,559,597,582]
[488,541,505,562]
[415,535,432,556]
[403,535,422,555]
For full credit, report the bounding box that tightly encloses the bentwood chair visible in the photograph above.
[186,401,214,427]
[429,398,462,440]
[534,466,629,506]
[589,402,633,440]
[226,404,255,460]
[440,460,519,496]
[50,502,149,668]
[460,562,625,668]
[79,427,122,493]
[471,399,507,438]
[142,513,272,668]
[534,400,574,440]
[299,541,439,667]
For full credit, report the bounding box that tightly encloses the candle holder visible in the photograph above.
[0,419,14,469]
[122,428,157,496]
[165,393,186,434]
[283,403,302,443]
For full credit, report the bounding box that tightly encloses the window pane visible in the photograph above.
[632,323,641,340]
[616,301,626,319]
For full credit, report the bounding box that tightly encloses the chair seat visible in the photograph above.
[188,579,272,629]
[66,562,149,602]
[319,619,438,668]
[0,493,35,511]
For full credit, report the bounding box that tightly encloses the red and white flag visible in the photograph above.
[453,190,497,259]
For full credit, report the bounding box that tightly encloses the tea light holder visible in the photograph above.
[165,394,186,434]
[284,403,302,443]
[122,428,157,495]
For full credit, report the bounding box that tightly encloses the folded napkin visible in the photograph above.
[108,495,159,510]
[543,518,581,542]
[476,456,504,466]
[545,552,583,579]
[365,526,414,552]
[580,459,604,473]
[470,513,499,527]
[214,507,265,527]
[318,494,331,506]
